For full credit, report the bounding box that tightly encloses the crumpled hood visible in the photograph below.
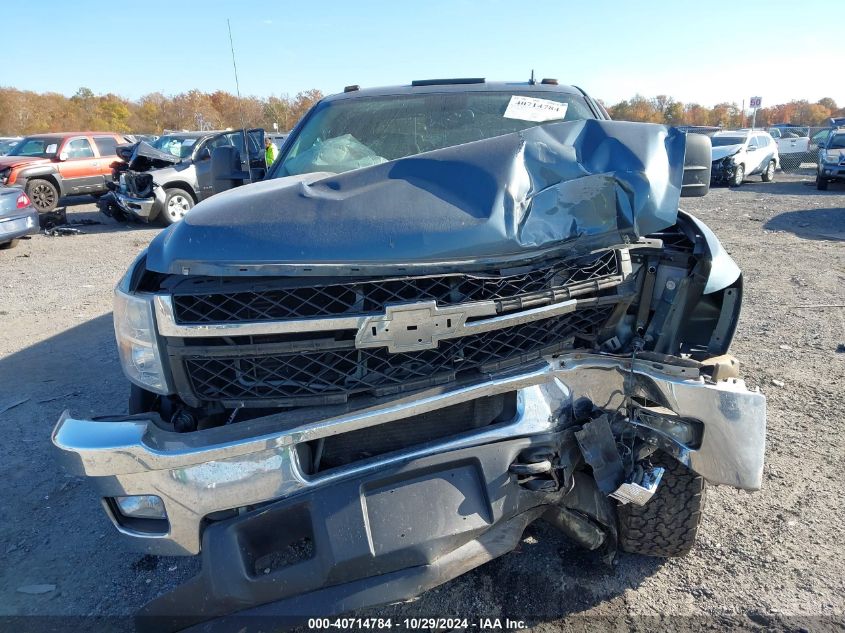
[711,144,744,161]
[0,155,48,170]
[146,119,686,276]
[122,141,182,171]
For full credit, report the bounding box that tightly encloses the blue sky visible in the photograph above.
[3,0,840,107]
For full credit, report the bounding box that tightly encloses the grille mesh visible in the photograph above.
[172,251,619,324]
[183,307,612,403]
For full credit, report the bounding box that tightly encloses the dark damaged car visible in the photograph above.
[98,129,266,225]
[53,79,766,630]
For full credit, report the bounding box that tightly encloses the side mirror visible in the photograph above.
[210,145,249,196]
[196,146,211,161]
[58,151,69,161]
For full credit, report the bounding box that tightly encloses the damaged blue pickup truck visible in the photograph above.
[52,79,765,631]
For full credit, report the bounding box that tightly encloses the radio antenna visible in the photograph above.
[227,18,252,182]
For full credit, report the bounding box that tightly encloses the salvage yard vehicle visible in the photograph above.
[710,129,779,186]
[0,137,22,156]
[52,79,766,631]
[815,126,845,190]
[0,186,37,249]
[0,132,126,212]
[767,124,810,170]
[97,129,266,225]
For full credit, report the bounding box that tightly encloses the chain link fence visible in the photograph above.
[677,124,835,171]
[766,125,832,170]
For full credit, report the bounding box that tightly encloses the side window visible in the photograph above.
[65,138,95,159]
[769,129,781,139]
[93,136,118,156]
[207,134,233,151]
[747,136,759,150]
[223,132,246,153]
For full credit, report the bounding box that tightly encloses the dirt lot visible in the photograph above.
[1,172,843,631]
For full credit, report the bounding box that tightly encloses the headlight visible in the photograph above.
[824,151,842,163]
[113,288,171,394]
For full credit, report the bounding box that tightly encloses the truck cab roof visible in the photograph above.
[322,79,586,103]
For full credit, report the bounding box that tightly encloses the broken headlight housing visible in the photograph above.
[113,288,172,394]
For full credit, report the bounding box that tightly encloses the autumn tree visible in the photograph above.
[0,86,838,137]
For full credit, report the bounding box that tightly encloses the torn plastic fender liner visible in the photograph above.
[145,120,687,276]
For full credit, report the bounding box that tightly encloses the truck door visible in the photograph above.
[247,128,267,181]
[193,138,215,201]
[222,129,267,182]
[775,127,809,159]
[56,136,103,194]
[92,135,123,189]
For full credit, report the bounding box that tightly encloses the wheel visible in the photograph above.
[159,188,194,226]
[761,160,775,182]
[617,454,705,557]
[817,176,828,191]
[0,239,20,250]
[26,178,59,212]
[729,164,744,187]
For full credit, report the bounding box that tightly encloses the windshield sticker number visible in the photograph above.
[503,96,568,122]
[45,144,58,153]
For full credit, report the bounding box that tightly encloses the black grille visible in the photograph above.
[182,307,611,404]
[171,251,619,324]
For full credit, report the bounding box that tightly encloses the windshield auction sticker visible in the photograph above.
[503,95,568,122]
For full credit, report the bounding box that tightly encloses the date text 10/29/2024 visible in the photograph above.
[308,618,527,630]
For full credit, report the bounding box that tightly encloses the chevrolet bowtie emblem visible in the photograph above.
[355,301,496,353]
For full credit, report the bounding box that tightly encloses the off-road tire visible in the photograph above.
[729,164,744,187]
[816,176,828,191]
[0,239,19,250]
[761,159,776,182]
[160,188,194,226]
[26,178,59,212]
[617,454,705,557]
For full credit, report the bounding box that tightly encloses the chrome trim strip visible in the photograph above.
[354,299,577,353]
[462,299,578,334]
[154,295,367,337]
[155,294,579,348]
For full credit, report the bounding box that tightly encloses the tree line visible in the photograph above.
[0,86,842,136]
[604,94,842,128]
[0,87,323,136]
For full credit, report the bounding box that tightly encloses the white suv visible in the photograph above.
[710,130,779,187]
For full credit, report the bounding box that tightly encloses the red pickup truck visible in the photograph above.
[0,132,126,212]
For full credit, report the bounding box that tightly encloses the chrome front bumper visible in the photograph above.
[52,353,766,556]
[115,191,161,220]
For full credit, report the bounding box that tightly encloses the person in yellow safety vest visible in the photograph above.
[265,137,278,167]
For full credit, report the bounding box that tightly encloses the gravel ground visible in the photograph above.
[0,173,843,632]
